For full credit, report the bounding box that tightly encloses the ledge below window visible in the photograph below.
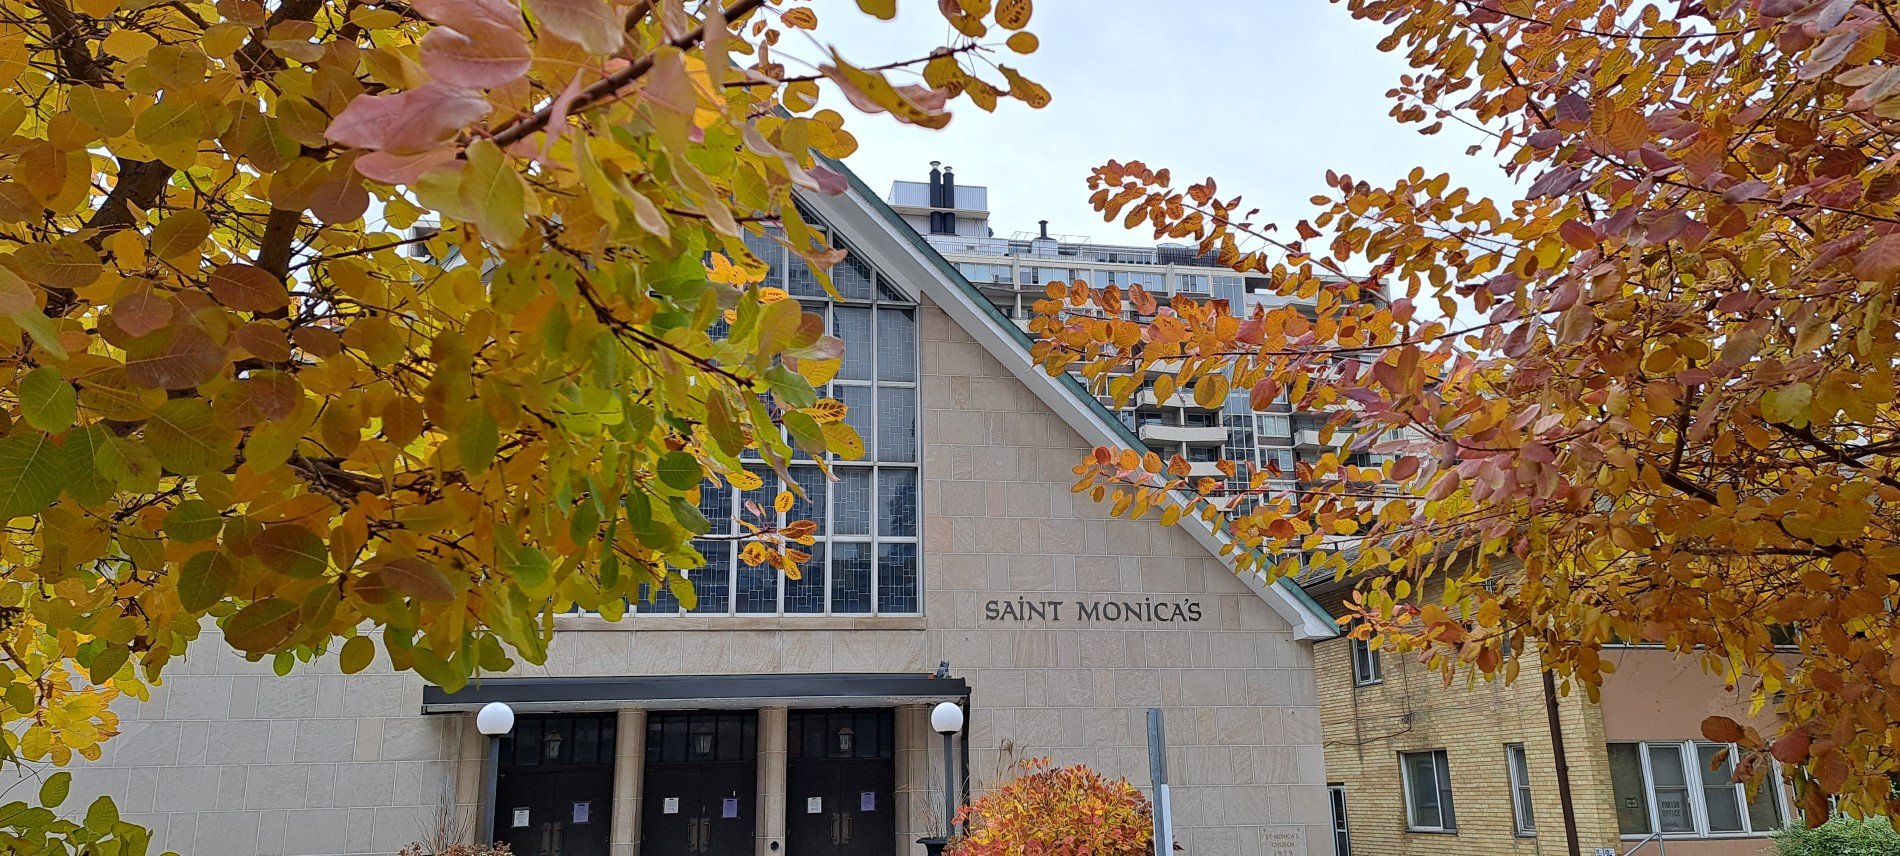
[554,614,928,633]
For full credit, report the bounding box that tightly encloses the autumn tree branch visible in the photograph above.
[488,0,769,148]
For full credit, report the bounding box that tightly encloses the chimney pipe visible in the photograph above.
[941,165,955,209]
[1038,220,1049,240]
[928,161,943,207]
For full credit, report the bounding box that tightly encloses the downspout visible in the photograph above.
[1544,668,1583,856]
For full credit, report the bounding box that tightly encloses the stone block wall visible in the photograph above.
[8,296,1331,856]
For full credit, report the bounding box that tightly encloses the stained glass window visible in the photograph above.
[641,214,921,616]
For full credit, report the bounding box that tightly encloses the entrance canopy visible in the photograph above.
[421,673,969,714]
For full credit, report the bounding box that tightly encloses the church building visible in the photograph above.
[30,159,1338,856]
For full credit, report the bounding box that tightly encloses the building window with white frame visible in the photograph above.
[1506,743,1536,836]
[1400,749,1457,832]
[644,221,921,617]
[1608,741,1787,839]
[1328,783,1352,855]
[1350,632,1382,686]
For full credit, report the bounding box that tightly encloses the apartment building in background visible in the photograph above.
[885,165,1392,516]
[1302,562,1796,856]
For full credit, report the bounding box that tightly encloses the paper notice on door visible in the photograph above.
[722,798,739,819]
[572,802,590,824]
[511,808,530,828]
[806,797,823,814]
[860,791,876,811]
[663,797,680,815]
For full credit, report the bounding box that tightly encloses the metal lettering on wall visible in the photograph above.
[982,598,1203,623]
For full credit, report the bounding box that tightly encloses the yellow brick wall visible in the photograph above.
[1314,569,1625,855]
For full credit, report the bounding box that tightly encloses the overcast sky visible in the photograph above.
[804,0,1522,247]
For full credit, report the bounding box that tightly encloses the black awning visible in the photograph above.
[421,673,969,714]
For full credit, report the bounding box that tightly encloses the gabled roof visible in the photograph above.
[796,160,1339,641]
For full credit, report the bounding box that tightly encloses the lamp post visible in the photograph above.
[930,702,965,840]
[475,702,515,844]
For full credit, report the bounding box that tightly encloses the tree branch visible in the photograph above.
[488,0,768,148]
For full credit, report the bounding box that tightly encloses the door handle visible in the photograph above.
[842,811,853,844]
[831,812,841,845]
[539,822,553,856]
[553,821,563,854]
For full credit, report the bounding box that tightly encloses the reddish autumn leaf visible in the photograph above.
[324,83,491,154]
[208,264,290,313]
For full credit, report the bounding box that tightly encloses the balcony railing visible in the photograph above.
[1137,424,1229,446]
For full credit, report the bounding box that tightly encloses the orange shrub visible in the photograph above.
[948,759,1155,855]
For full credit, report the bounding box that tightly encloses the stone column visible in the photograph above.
[612,708,647,856]
[453,715,487,844]
[756,707,788,856]
[894,704,930,855]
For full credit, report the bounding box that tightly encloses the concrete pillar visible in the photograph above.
[757,707,788,856]
[454,715,487,845]
[894,704,930,854]
[612,708,647,856]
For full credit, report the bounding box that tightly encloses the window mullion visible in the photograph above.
[1639,742,1662,838]
[1684,741,1708,837]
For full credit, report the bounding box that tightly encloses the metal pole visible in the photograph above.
[481,733,501,845]
[942,731,957,839]
[1147,709,1172,856]
[1543,669,1582,856]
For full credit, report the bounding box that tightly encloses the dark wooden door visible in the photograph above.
[786,710,896,856]
[641,712,758,856]
[493,714,618,856]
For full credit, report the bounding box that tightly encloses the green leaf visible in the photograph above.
[656,452,703,491]
[338,635,375,675]
[0,432,64,519]
[782,410,826,456]
[177,550,236,612]
[222,597,300,652]
[459,139,526,249]
[56,426,114,506]
[764,365,817,410]
[82,795,118,834]
[18,366,75,433]
[252,524,329,579]
[88,643,128,684]
[667,571,699,611]
[39,772,70,809]
[757,297,802,354]
[95,433,161,492]
[162,499,223,543]
[704,391,743,456]
[1762,382,1813,427]
[668,496,712,537]
[146,398,233,475]
[9,306,67,360]
[498,536,552,593]
[457,406,500,475]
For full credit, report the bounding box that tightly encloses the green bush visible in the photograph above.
[1775,816,1900,856]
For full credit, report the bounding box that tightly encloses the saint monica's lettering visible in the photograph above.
[982,598,1203,623]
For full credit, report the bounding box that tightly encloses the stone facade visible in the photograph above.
[11,295,1331,856]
